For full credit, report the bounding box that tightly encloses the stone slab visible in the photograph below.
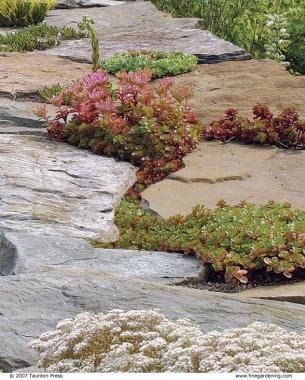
[41,2,250,64]
[0,53,91,100]
[235,282,305,305]
[0,99,46,135]
[92,248,205,283]
[0,134,137,240]
[0,232,204,284]
[1,267,305,371]
[142,60,305,218]
[173,59,305,124]
[142,141,305,217]
[56,0,124,7]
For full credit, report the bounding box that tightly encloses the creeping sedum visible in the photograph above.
[30,309,305,373]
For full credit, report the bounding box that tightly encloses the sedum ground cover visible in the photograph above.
[96,199,305,286]
[0,23,85,52]
[30,309,305,373]
[37,69,201,192]
[101,50,198,78]
[203,104,305,150]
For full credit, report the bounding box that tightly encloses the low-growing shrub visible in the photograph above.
[101,50,198,78]
[30,309,305,373]
[0,23,85,52]
[0,0,55,27]
[97,199,305,285]
[203,104,305,149]
[37,69,200,190]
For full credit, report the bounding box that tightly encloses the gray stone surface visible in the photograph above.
[0,99,45,136]
[1,232,204,283]
[1,266,305,371]
[0,134,136,240]
[1,232,305,372]
[42,2,250,64]
[56,0,124,7]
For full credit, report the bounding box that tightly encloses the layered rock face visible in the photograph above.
[42,2,250,64]
[0,134,136,241]
[1,232,305,372]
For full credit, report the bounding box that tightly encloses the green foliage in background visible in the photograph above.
[0,23,85,52]
[149,0,305,74]
[102,50,198,78]
[96,198,305,286]
[0,0,55,27]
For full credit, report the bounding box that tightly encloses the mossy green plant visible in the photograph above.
[101,50,198,78]
[39,83,63,102]
[0,23,85,52]
[95,198,305,286]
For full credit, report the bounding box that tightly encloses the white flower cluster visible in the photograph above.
[29,309,305,373]
[264,13,291,65]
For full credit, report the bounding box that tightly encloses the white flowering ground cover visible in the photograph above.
[30,309,305,373]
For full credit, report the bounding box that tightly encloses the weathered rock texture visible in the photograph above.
[41,2,250,64]
[142,141,305,217]
[142,60,305,217]
[174,59,305,123]
[56,0,124,7]
[0,53,91,100]
[1,232,305,372]
[1,232,204,282]
[0,134,136,240]
[235,282,305,305]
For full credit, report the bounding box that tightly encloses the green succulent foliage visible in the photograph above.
[150,0,305,74]
[0,0,55,27]
[39,83,63,102]
[101,50,198,78]
[96,199,305,285]
[0,23,85,52]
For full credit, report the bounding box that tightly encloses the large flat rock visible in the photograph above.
[174,59,305,123]
[142,60,305,217]
[56,0,124,7]
[1,232,305,371]
[1,266,305,371]
[1,232,204,283]
[0,53,91,100]
[0,134,136,240]
[142,141,305,217]
[41,2,250,64]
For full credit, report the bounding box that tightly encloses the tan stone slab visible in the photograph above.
[142,141,305,218]
[143,59,305,218]
[0,53,91,99]
[235,282,305,305]
[173,59,305,124]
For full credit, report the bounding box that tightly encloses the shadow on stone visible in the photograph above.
[0,233,17,276]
